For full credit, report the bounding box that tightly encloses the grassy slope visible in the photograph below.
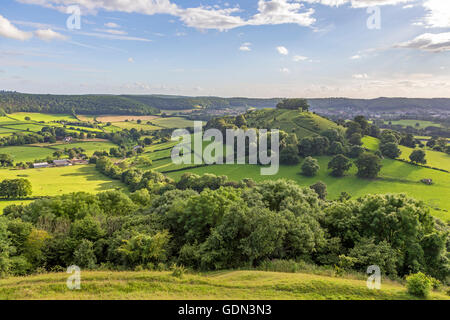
[0,165,126,212]
[166,157,450,221]
[9,112,77,122]
[0,270,447,300]
[245,109,341,139]
[0,145,57,163]
[398,145,450,172]
[0,141,117,163]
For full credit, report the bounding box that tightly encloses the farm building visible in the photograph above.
[71,159,88,165]
[53,159,72,167]
[33,162,49,168]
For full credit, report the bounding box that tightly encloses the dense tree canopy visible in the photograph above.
[0,174,447,282]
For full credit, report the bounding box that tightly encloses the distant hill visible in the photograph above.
[308,97,450,112]
[1,91,449,116]
[0,92,159,115]
[244,108,342,139]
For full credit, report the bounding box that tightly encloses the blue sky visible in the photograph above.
[0,0,448,98]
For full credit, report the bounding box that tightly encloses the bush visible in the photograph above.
[171,264,186,278]
[406,272,432,298]
[301,157,320,177]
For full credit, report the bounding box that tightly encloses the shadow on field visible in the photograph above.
[59,165,125,191]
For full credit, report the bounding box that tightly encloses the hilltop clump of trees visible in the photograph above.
[276,98,310,112]
[0,172,448,284]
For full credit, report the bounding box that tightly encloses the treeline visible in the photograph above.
[0,173,448,284]
[122,95,281,110]
[0,92,158,115]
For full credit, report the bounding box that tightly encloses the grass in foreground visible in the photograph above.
[0,270,447,300]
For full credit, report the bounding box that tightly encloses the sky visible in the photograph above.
[0,0,449,98]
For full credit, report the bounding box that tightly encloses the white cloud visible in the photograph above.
[239,42,252,51]
[17,0,316,31]
[16,0,178,15]
[277,46,289,55]
[178,6,245,31]
[302,0,415,8]
[350,54,362,59]
[395,32,450,52]
[352,73,369,79]
[293,55,308,61]
[76,31,152,42]
[128,57,134,63]
[35,28,67,41]
[280,67,290,73]
[105,22,120,28]
[95,28,128,35]
[248,0,315,27]
[0,14,33,40]
[422,0,450,28]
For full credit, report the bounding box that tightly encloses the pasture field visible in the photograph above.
[0,145,56,163]
[0,165,126,213]
[398,145,450,172]
[0,116,20,124]
[0,270,447,300]
[363,136,450,172]
[9,112,77,122]
[387,119,442,129]
[2,123,46,132]
[110,121,162,131]
[51,141,118,156]
[167,157,450,221]
[151,117,199,129]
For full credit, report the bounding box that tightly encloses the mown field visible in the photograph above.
[0,270,447,300]
[0,165,126,212]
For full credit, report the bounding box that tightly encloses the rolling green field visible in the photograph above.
[387,119,442,129]
[51,141,118,156]
[151,117,200,129]
[0,165,126,213]
[9,112,77,122]
[0,141,118,162]
[166,157,450,221]
[110,121,162,131]
[246,109,342,139]
[398,145,450,172]
[0,145,57,163]
[0,270,447,300]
